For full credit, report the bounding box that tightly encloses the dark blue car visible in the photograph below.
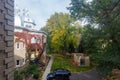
[47,68,71,80]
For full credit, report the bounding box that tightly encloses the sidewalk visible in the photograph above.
[42,55,53,80]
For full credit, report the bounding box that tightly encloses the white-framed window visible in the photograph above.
[17,43,20,49]
[31,37,36,43]
[26,25,31,28]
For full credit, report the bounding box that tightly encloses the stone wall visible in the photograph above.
[0,0,14,80]
[73,53,90,66]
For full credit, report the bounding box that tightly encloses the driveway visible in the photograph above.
[70,69,103,80]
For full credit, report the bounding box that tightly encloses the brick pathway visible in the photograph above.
[70,69,103,80]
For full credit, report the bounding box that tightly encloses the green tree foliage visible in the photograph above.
[68,0,120,76]
[41,12,82,54]
[41,26,52,54]
[81,25,99,54]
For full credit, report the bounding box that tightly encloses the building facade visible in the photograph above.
[14,36,26,67]
[14,7,47,68]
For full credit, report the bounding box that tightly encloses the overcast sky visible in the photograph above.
[15,0,71,29]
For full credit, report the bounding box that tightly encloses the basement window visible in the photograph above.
[16,60,20,65]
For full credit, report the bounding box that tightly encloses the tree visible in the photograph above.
[41,27,52,54]
[68,0,120,76]
[41,12,82,54]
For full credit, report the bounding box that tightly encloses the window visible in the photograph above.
[31,37,36,43]
[16,60,20,65]
[17,43,19,49]
[26,25,31,28]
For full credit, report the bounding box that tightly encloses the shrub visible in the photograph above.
[33,71,39,79]
[26,64,40,79]
[14,70,24,80]
[14,64,40,80]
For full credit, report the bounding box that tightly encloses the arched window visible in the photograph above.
[31,37,36,43]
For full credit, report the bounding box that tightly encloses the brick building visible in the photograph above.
[0,0,14,80]
[0,1,46,79]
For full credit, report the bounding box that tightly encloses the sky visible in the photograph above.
[15,0,71,29]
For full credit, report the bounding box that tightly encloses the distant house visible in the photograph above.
[14,7,47,68]
[14,31,47,69]
[73,53,90,66]
[14,31,46,65]
[14,37,26,67]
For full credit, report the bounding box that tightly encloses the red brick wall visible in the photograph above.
[0,0,14,80]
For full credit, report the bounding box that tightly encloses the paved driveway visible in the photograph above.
[70,69,103,80]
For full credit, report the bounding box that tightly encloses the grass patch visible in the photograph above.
[51,54,93,72]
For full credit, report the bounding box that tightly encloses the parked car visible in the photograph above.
[47,73,55,80]
[47,68,71,80]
